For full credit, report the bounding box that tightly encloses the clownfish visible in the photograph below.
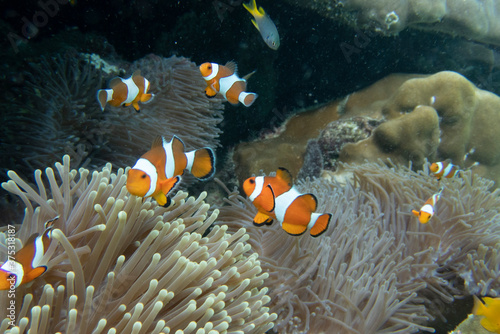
[0,217,57,290]
[473,295,500,334]
[429,159,460,181]
[126,135,215,207]
[199,61,258,107]
[412,187,444,224]
[243,167,331,237]
[97,70,154,112]
[243,0,280,50]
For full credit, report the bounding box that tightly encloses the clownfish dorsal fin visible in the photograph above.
[151,136,163,150]
[225,61,238,74]
[23,233,40,248]
[242,70,256,81]
[45,216,59,229]
[132,70,141,77]
[171,135,186,155]
[276,167,293,187]
[109,77,122,89]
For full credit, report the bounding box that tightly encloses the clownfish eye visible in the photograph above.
[249,179,255,184]
[141,173,147,179]
[208,65,212,69]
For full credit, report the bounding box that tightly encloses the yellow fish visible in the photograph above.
[473,295,500,333]
[243,0,280,50]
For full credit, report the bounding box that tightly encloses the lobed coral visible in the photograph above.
[234,71,500,187]
[340,71,500,185]
[0,155,275,333]
[216,161,500,333]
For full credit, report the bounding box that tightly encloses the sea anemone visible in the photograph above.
[216,161,500,333]
[0,155,275,333]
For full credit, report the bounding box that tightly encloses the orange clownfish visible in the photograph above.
[97,70,154,112]
[126,135,215,207]
[0,217,57,290]
[199,61,257,107]
[429,159,460,181]
[473,295,500,334]
[243,167,331,237]
[412,187,444,224]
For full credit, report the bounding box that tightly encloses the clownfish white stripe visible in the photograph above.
[132,158,157,197]
[104,89,114,103]
[249,176,265,202]
[275,187,301,225]
[421,203,434,216]
[32,234,48,268]
[162,138,176,179]
[219,74,242,99]
[238,92,255,105]
[308,213,321,230]
[122,77,140,104]
[443,163,454,176]
[434,162,444,174]
[203,63,219,81]
[1,261,24,288]
[185,151,195,173]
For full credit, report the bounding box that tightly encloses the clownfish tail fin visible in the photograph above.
[187,148,216,180]
[309,213,331,237]
[239,92,258,107]
[97,89,110,111]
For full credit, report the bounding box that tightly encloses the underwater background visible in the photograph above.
[1,0,500,333]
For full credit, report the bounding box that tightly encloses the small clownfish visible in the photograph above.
[412,187,444,224]
[97,70,154,112]
[243,0,280,50]
[429,159,460,181]
[127,135,215,207]
[199,61,258,107]
[0,217,58,290]
[243,167,332,237]
[473,295,500,334]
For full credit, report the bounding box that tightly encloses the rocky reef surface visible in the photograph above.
[283,0,500,46]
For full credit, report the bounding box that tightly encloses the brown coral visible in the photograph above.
[340,71,500,185]
[234,71,500,186]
